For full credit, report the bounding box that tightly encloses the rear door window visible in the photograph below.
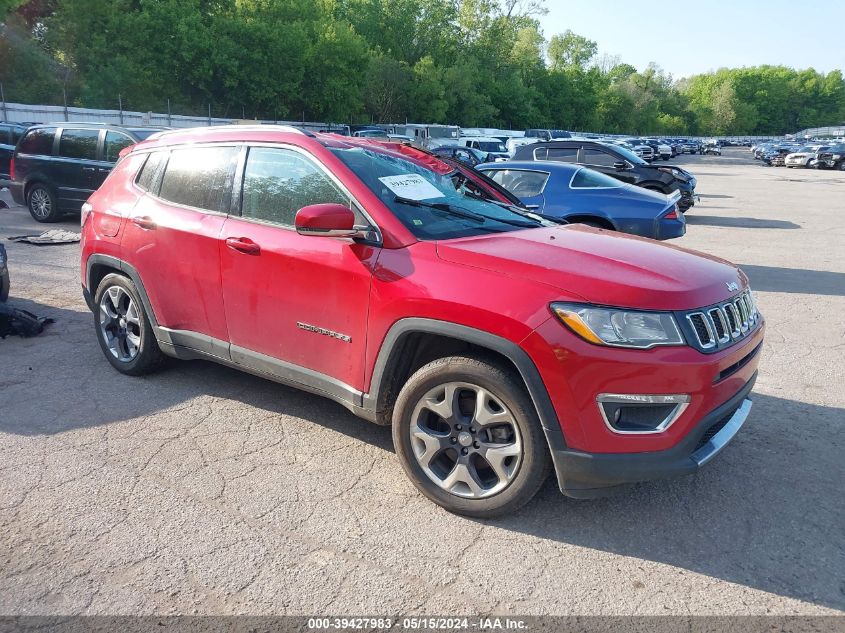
[104,131,135,162]
[59,129,100,160]
[18,128,56,155]
[158,146,239,212]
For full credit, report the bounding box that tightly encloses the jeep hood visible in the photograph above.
[436,225,746,311]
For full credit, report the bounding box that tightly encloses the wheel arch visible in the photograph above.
[363,318,567,453]
[564,215,615,230]
[85,254,160,329]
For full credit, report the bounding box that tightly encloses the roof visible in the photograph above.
[476,160,581,174]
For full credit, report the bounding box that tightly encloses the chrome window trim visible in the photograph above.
[596,393,691,435]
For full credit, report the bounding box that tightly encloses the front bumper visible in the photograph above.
[552,372,756,498]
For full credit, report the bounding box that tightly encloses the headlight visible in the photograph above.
[551,303,685,349]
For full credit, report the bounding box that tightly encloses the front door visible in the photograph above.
[220,145,378,392]
[581,147,639,185]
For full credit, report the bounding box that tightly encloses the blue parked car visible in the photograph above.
[476,161,686,240]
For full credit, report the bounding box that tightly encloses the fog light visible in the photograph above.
[597,394,690,434]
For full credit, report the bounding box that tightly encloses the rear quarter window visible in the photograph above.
[158,146,239,212]
[135,152,167,192]
[18,128,56,155]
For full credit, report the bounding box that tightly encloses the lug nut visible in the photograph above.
[450,437,457,444]
[456,425,462,431]
[473,442,480,449]
[461,448,468,455]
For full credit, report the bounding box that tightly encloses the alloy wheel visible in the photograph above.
[29,188,52,220]
[98,286,142,362]
[409,382,523,498]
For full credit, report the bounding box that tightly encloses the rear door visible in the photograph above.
[54,128,102,209]
[122,145,237,352]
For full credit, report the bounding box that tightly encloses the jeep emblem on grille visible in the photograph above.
[725,281,739,292]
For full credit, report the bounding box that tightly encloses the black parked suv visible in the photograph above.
[0,122,28,186]
[513,140,697,211]
[817,143,845,170]
[9,123,165,222]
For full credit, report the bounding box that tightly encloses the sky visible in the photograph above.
[542,0,845,79]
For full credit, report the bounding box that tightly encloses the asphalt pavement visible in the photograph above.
[0,149,843,617]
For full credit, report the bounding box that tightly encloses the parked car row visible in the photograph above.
[751,139,845,170]
[76,125,763,516]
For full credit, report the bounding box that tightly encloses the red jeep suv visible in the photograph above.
[80,126,764,517]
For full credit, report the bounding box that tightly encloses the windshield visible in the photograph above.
[610,144,647,165]
[330,147,551,240]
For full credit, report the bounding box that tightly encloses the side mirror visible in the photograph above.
[613,161,627,170]
[295,203,358,238]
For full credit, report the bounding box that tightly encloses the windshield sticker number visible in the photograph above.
[379,174,444,201]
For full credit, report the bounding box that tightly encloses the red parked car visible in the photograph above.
[80,126,764,517]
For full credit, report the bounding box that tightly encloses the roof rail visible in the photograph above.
[150,124,315,139]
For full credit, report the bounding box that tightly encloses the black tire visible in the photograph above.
[839,161,845,171]
[93,273,166,376]
[26,183,62,223]
[0,270,9,302]
[392,355,551,518]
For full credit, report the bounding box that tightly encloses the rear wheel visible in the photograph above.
[94,273,165,375]
[392,355,550,518]
[26,183,61,223]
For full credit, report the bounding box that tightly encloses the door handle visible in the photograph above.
[82,167,96,172]
[225,237,260,255]
[131,216,156,230]
[98,168,111,173]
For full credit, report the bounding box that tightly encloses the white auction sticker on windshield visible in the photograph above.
[378,174,444,201]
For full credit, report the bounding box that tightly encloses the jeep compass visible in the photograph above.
[81,126,764,517]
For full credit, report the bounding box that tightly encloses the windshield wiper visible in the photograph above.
[393,196,486,223]
[462,191,566,225]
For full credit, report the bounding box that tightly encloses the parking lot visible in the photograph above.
[0,149,843,616]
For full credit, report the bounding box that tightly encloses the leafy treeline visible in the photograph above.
[1,0,844,135]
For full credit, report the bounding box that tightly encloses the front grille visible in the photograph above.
[684,290,760,352]
[694,407,738,451]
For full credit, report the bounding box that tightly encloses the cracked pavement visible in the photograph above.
[0,150,843,616]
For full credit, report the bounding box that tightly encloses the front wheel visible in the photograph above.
[839,161,845,171]
[392,355,550,518]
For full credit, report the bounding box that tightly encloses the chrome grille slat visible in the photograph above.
[685,290,759,351]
